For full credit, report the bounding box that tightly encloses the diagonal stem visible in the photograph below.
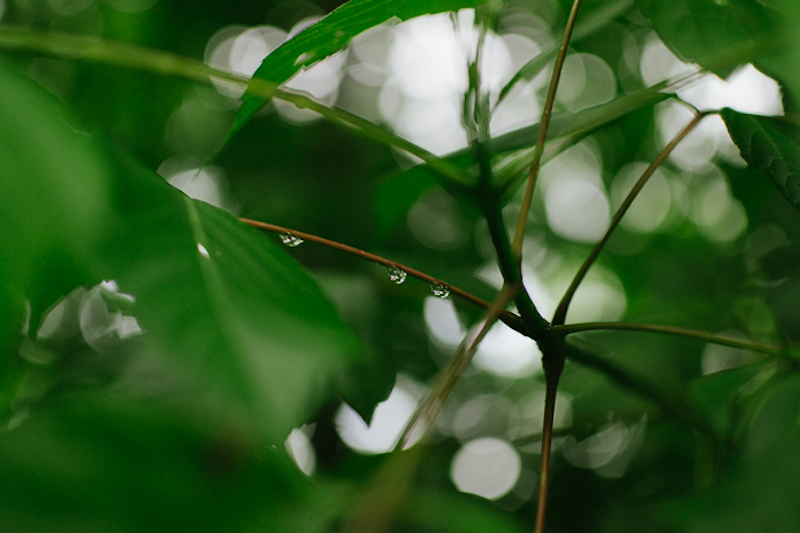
[0,25,469,184]
[393,284,520,452]
[552,321,783,355]
[511,0,585,263]
[552,110,708,325]
[241,217,525,334]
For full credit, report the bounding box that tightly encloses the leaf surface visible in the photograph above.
[231,0,486,140]
[721,108,800,210]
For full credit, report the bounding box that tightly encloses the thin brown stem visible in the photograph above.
[241,217,525,333]
[553,321,783,355]
[535,373,560,533]
[511,0,585,262]
[552,110,707,325]
[394,284,520,452]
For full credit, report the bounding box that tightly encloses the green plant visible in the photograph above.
[2,0,800,531]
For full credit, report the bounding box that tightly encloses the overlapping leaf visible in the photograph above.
[721,108,800,210]
[231,0,486,140]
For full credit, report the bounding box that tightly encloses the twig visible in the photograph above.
[511,0,585,263]
[552,110,708,325]
[553,321,783,355]
[240,217,525,333]
[393,284,520,452]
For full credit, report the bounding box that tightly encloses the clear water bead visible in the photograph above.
[387,266,407,284]
[280,233,304,247]
[429,281,450,299]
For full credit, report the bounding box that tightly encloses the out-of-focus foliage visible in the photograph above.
[2,0,800,531]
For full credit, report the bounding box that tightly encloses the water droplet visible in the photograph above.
[281,233,304,247]
[197,243,210,258]
[388,266,407,284]
[429,281,450,299]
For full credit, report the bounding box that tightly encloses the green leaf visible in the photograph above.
[721,108,800,210]
[0,393,317,533]
[669,374,800,532]
[0,62,113,332]
[96,156,362,442]
[635,0,774,78]
[231,0,487,140]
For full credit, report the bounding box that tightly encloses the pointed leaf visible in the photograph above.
[232,0,487,139]
[721,108,800,210]
[97,156,362,442]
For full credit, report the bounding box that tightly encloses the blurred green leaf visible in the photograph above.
[0,393,318,533]
[670,374,800,532]
[635,0,773,78]
[231,0,487,140]
[0,62,112,331]
[95,156,362,443]
[721,108,800,211]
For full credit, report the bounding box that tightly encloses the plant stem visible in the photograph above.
[511,0,584,262]
[552,110,707,325]
[0,25,468,184]
[240,217,525,334]
[534,346,563,533]
[483,206,549,337]
[394,284,520,452]
[553,321,783,355]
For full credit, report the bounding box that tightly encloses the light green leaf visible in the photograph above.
[0,62,112,333]
[721,108,800,210]
[231,0,487,140]
[96,157,362,442]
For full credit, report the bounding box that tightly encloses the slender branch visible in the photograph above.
[240,217,525,334]
[552,110,707,325]
[553,321,783,355]
[535,364,561,533]
[394,284,520,452]
[511,0,584,262]
[0,25,469,184]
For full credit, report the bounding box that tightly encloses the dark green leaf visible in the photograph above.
[669,374,800,532]
[635,0,773,78]
[721,108,800,210]
[232,0,487,140]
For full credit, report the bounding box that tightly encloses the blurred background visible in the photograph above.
[2,0,799,530]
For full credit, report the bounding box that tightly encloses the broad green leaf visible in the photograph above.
[721,108,800,210]
[231,0,487,140]
[95,156,362,442]
[0,393,318,533]
[635,0,773,78]
[0,62,112,333]
[669,374,800,532]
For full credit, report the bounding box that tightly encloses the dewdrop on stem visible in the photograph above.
[281,233,304,247]
[429,281,450,299]
[387,265,407,284]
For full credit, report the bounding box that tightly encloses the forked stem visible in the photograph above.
[511,0,585,262]
[552,110,708,325]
